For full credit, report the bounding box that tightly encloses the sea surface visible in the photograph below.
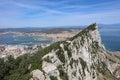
[99,27,120,51]
[0,34,51,46]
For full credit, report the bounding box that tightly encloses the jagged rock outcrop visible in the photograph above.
[30,23,120,80]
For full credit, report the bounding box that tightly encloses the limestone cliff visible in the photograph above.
[30,23,120,80]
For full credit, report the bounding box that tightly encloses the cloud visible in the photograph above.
[0,0,120,28]
[58,0,120,13]
[0,1,66,14]
[1,0,119,15]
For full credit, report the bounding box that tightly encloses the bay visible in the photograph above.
[0,34,51,46]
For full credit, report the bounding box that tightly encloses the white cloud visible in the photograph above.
[0,1,66,14]
[0,0,120,27]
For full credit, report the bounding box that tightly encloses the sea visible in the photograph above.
[0,27,120,51]
[99,27,120,51]
[0,34,51,46]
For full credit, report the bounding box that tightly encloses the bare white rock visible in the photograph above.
[42,61,57,74]
[30,69,45,80]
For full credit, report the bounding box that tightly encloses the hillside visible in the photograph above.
[0,23,119,80]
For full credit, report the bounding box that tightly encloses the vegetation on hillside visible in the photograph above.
[0,23,116,80]
[69,23,96,40]
[0,41,62,80]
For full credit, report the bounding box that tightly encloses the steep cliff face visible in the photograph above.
[30,23,120,80]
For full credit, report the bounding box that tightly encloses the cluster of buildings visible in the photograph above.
[0,44,50,59]
[0,45,28,59]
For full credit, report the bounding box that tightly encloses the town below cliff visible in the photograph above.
[0,23,119,80]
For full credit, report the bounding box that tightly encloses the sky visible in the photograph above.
[0,0,120,28]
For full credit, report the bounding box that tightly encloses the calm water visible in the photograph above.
[99,28,120,51]
[0,34,51,46]
[0,28,120,51]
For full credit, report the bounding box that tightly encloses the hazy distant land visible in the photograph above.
[0,28,81,43]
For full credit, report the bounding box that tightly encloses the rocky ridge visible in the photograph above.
[30,23,120,80]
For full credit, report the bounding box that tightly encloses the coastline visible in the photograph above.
[0,29,120,52]
[0,29,80,43]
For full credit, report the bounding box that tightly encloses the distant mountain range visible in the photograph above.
[0,23,120,33]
